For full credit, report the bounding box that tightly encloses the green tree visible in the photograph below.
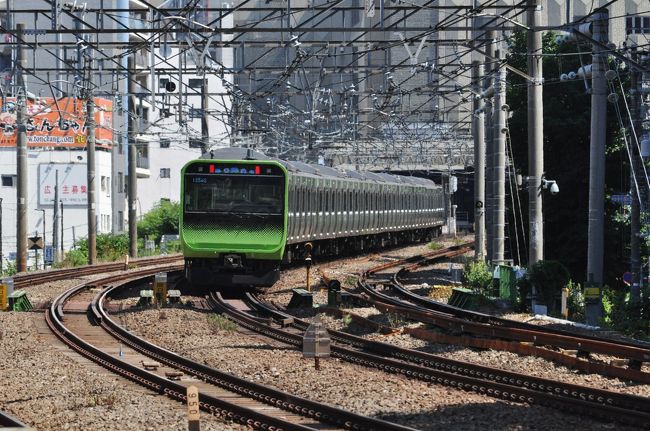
[137,201,180,244]
[506,31,626,285]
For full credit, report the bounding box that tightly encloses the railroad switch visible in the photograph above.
[287,289,313,309]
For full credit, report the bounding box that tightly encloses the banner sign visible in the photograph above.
[38,163,88,206]
[0,97,113,148]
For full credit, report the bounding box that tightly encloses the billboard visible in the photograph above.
[39,163,88,207]
[0,97,113,148]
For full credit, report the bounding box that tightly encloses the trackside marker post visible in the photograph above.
[187,385,200,431]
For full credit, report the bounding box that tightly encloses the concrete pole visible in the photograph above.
[629,48,641,302]
[472,59,486,260]
[60,200,64,257]
[0,198,3,274]
[16,23,27,273]
[201,77,209,155]
[484,30,497,261]
[53,170,59,263]
[492,50,507,263]
[128,56,138,258]
[586,9,609,325]
[527,0,544,266]
[87,93,97,264]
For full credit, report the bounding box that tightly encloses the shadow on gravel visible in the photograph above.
[375,401,637,431]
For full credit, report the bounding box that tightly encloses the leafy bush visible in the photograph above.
[138,201,180,244]
[1,260,16,277]
[601,286,650,339]
[566,280,585,322]
[463,260,493,292]
[60,234,130,266]
[526,260,570,316]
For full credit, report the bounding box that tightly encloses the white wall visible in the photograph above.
[0,148,113,266]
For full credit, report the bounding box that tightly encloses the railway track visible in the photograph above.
[0,409,27,428]
[46,266,414,431]
[13,254,182,289]
[209,291,650,428]
[353,246,650,383]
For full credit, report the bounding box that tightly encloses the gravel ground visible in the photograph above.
[0,312,247,431]
[2,237,648,430]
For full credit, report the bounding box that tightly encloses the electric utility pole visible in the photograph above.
[484,30,497,261]
[629,48,641,303]
[128,55,138,258]
[492,48,507,263]
[86,58,97,265]
[53,170,59,263]
[201,77,209,155]
[473,59,486,260]
[527,0,544,266]
[586,9,609,325]
[16,23,27,273]
[0,198,3,274]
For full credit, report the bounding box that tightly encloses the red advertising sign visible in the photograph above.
[0,97,113,148]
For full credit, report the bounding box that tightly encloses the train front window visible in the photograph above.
[184,174,284,215]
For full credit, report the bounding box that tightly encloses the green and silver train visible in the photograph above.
[181,148,446,287]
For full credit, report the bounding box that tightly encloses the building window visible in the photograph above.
[627,16,650,34]
[160,138,170,148]
[101,176,107,192]
[1,175,16,187]
[118,211,124,231]
[160,168,171,178]
[117,172,124,193]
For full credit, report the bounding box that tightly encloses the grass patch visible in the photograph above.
[428,241,443,250]
[207,313,238,332]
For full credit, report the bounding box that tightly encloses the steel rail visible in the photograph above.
[13,254,182,289]
[244,293,650,416]
[360,244,650,364]
[359,282,650,364]
[92,279,415,431]
[0,410,27,428]
[46,268,312,431]
[392,269,650,351]
[209,292,650,428]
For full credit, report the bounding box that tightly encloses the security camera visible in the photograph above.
[541,177,559,195]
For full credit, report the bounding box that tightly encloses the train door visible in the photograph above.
[297,177,306,239]
[341,182,346,234]
[315,178,322,238]
[288,178,296,241]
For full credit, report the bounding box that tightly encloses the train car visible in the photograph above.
[181,148,445,287]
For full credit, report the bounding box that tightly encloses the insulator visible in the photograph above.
[577,64,592,79]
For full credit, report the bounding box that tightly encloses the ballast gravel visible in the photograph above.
[0,313,247,431]
[1,236,648,430]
